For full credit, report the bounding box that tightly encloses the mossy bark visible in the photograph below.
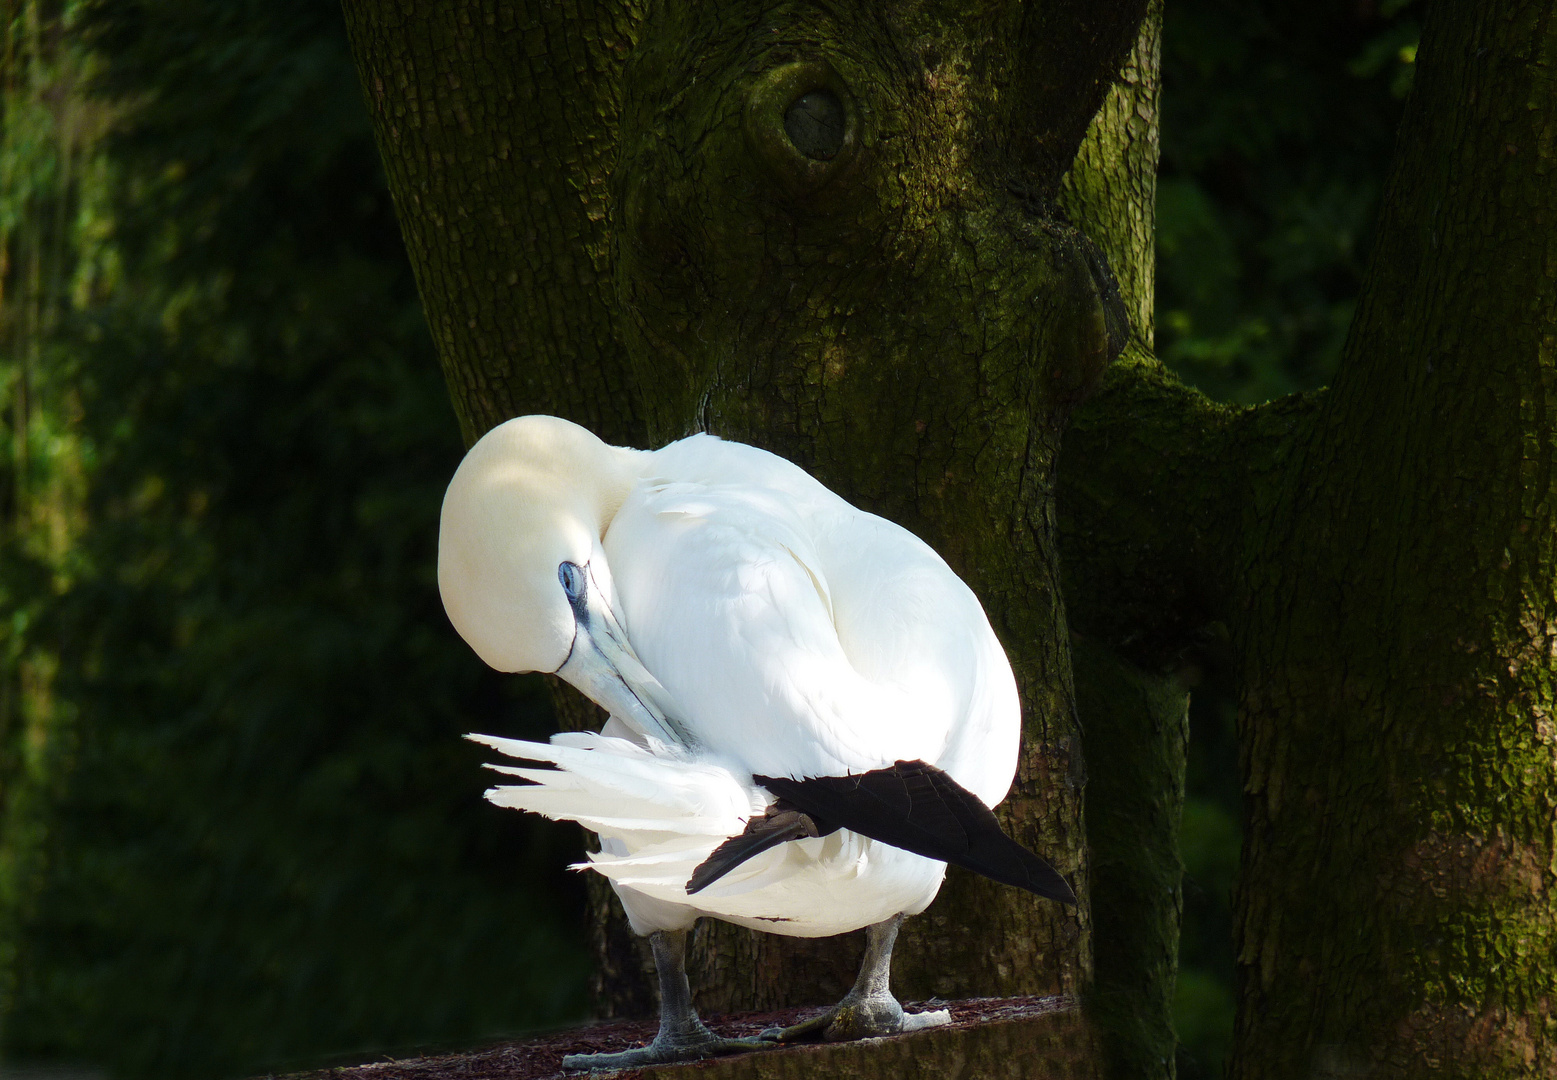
[343,0,1148,1075]
[340,0,646,448]
[1061,0,1557,1074]
[1054,8,1190,1078]
[1225,2,1557,1074]
[344,0,1557,1075]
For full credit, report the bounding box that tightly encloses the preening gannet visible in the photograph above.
[438,415,1074,1071]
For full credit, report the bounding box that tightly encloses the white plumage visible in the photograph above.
[442,419,1018,935]
[437,415,1041,1066]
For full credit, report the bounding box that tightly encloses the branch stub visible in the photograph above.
[744,61,861,201]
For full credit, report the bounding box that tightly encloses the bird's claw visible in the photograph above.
[760,997,951,1043]
[562,1027,769,1072]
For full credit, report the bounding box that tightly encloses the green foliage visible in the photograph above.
[1157,2,1416,1075]
[0,2,587,1077]
[1157,0,1419,405]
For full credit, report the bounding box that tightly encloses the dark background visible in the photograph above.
[0,1,1419,1076]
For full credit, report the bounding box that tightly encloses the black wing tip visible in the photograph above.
[687,840,748,895]
[759,760,1082,905]
[1012,851,1077,905]
[1038,877,1078,906]
[973,848,1077,905]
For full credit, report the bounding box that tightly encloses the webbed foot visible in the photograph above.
[760,993,950,1043]
[563,928,771,1071]
[563,1020,769,1071]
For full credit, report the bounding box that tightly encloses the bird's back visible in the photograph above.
[605,434,1019,806]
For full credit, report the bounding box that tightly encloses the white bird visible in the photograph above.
[438,415,1074,1071]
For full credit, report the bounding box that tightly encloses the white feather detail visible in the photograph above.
[469,730,754,833]
[468,729,947,937]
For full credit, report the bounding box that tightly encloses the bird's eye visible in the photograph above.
[558,561,588,603]
[745,61,860,200]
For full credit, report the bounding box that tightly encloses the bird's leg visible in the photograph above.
[761,914,952,1043]
[562,928,768,1072]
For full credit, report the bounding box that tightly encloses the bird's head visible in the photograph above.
[438,414,636,675]
[438,415,688,745]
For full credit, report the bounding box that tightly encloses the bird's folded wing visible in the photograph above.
[750,759,1076,904]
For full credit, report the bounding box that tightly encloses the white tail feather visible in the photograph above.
[468,729,945,937]
[468,730,758,867]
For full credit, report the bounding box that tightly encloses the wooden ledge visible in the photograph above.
[273,996,1094,1080]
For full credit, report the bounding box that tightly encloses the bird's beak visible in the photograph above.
[554,560,695,748]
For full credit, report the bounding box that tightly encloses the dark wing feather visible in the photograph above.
[754,760,1076,904]
[686,803,833,894]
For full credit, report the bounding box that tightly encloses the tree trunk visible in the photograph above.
[342,0,1150,1074]
[1053,7,1190,1078]
[1227,2,1557,1073]
[346,0,1557,1075]
[339,0,644,448]
[1059,0,1557,1075]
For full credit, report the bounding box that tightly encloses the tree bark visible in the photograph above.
[1052,8,1190,1078]
[340,0,646,448]
[346,0,1557,1076]
[1227,2,1557,1074]
[1059,0,1557,1074]
[343,0,1149,1074]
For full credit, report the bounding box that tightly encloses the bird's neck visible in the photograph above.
[586,443,641,538]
